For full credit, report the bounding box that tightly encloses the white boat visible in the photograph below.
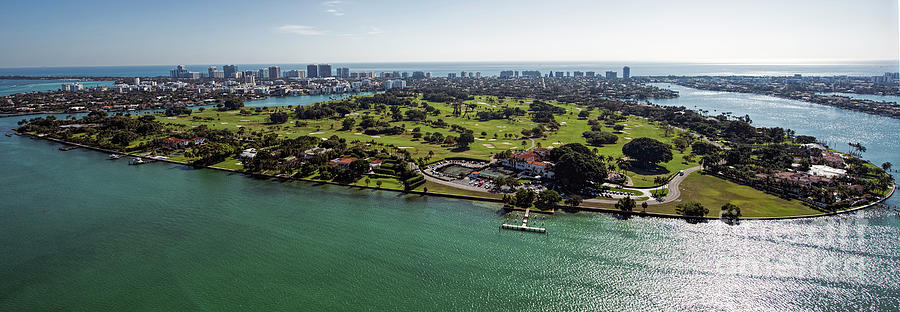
[109,154,122,160]
[129,157,146,165]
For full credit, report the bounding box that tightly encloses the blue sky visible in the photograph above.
[0,0,898,67]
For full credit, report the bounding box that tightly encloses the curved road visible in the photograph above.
[418,161,704,206]
[584,165,702,205]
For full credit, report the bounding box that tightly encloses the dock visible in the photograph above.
[500,208,547,234]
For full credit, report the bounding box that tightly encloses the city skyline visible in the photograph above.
[0,0,898,67]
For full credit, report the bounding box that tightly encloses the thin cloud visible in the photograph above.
[277,25,325,36]
[367,27,384,35]
[322,0,345,16]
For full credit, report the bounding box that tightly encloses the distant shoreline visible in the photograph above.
[17,131,895,222]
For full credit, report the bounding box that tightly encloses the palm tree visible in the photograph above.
[376,180,383,188]
[365,177,371,187]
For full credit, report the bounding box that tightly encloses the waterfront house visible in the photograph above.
[303,147,330,159]
[808,165,847,178]
[164,137,206,148]
[328,157,357,167]
[240,148,257,159]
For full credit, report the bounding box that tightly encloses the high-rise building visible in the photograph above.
[499,70,514,78]
[426,72,432,78]
[318,64,332,77]
[62,82,84,91]
[285,70,306,78]
[134,77,140,85]
[268,66,281,79]
[573,71,584,78]
[521,70,541,78]
[585,71,595,78]
[460,71,466,78]
[448,73,457,78]
[223,65,238,78]
[475,72,481,78]
[384,80,393,90]
[401,72,409,78]
[606,71,617,79]
[338,67,350,78]
[412,71,426,78]
[307,64,318,78]
[243,74,256,85]
[207,66,224,79]
[622,66,630,80]
[554,71,564,78]
[170,65,195,78]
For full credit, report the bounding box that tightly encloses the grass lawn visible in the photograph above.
[352,176,404,190]
[647,172,823,217]
[210,156,244,171]
[422,181,502,199]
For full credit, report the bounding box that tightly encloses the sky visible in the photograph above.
[0,0,898,67]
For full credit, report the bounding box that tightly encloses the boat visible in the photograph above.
[58,146,78,151]
[129,157,147,165]
[4,133,11,137]
[108,154,122,160]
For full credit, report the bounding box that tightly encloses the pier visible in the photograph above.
[500,208,547,234]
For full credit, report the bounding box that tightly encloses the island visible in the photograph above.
[17,87,894,221]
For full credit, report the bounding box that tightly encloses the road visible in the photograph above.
[582,165,703,206]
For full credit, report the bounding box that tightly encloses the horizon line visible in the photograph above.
[1,59,899,70]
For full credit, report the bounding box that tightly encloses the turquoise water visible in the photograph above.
[1,90,900,310]
[244,92,374,108]
[0,79,114,96]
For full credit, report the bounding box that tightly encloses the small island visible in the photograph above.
[17,89,894,221]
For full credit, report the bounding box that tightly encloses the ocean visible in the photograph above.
[1,61,898,78]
